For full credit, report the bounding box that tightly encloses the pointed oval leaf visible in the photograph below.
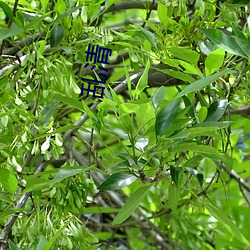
[134,59,150,98]
[151,86,166,111]
[168,182,180,211]
[177,69,231,98]
[200,28,247,58]
[205,99,228,122]
[155,98,179,137]
[170,166,181,186]
[168,47,200,65]
[205,48,225,75]
[50,24,64,47]
[51,166,86,186]
[112,185,151,224]
[98,172,137,191]
[0,168,18,194]
[0,1,14,21]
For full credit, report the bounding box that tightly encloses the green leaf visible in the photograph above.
[0,25,23,42]
[36,236,48,250]
[200,28,247,58]
[119,103,140,115]
[170,126,220,139]
[151,86,166,111]
[135,27,157,49]
[0,209,23,223]
[0,1,14,21]
[53,5,83,24]
[157,2,168,24]
[9,241,22,250]
[24,177,51,192]
[170,143,228,165]
[112,185,151,224]
[40,0,49,9]
[34,125,79,140]
[53,92,85,112]
[155,67,195,83]
[185,167,204,187]
[205,99,228,122]
[42,223,69,250]
[198,106,208,122]
[80,206,120,214]
[134,59,150,98]
[51,166,86,186]
[168,47,200,65]
[178,61,203,76]
[155,99,179,137]
[203,201,250,248]
[50,24,64,47]
[234,36,250,58]
[24,12,52,30]
[168,182,180,210]
[176,70,231,98]
[179,93,196,119]
[194,121,231,129]
[183,155,204,168]
[231,24,247,40]
[0,168,18,194]
[41,100,60,125]
[205,49,225,75]
[98,172,137,191]
[170,166,180,186]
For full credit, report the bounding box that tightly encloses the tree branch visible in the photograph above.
[2,32,46,56]
[219,163,250,193]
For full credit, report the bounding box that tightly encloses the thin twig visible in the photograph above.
[141,0,156,28]
[0,0,19,55]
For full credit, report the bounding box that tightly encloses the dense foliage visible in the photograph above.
[1,0,250,249]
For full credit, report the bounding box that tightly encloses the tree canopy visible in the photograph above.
[1,0,250,249]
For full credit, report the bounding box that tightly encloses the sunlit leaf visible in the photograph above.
[98,172,137,191]
[177,70,231,97]
[134,59,150,98]
[200,28,247,58]
[205,49,225,75]
[168,47,200,65]
[0,168,18,194]
[0,1,14,21]
[168,182,180,210]
[151,86,166,111]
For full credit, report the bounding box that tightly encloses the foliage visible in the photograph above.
[1,0,250,249]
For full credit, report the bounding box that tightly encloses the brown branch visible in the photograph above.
[142,0,156,28]
[2,32,46,56]
[219,163,250,193]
